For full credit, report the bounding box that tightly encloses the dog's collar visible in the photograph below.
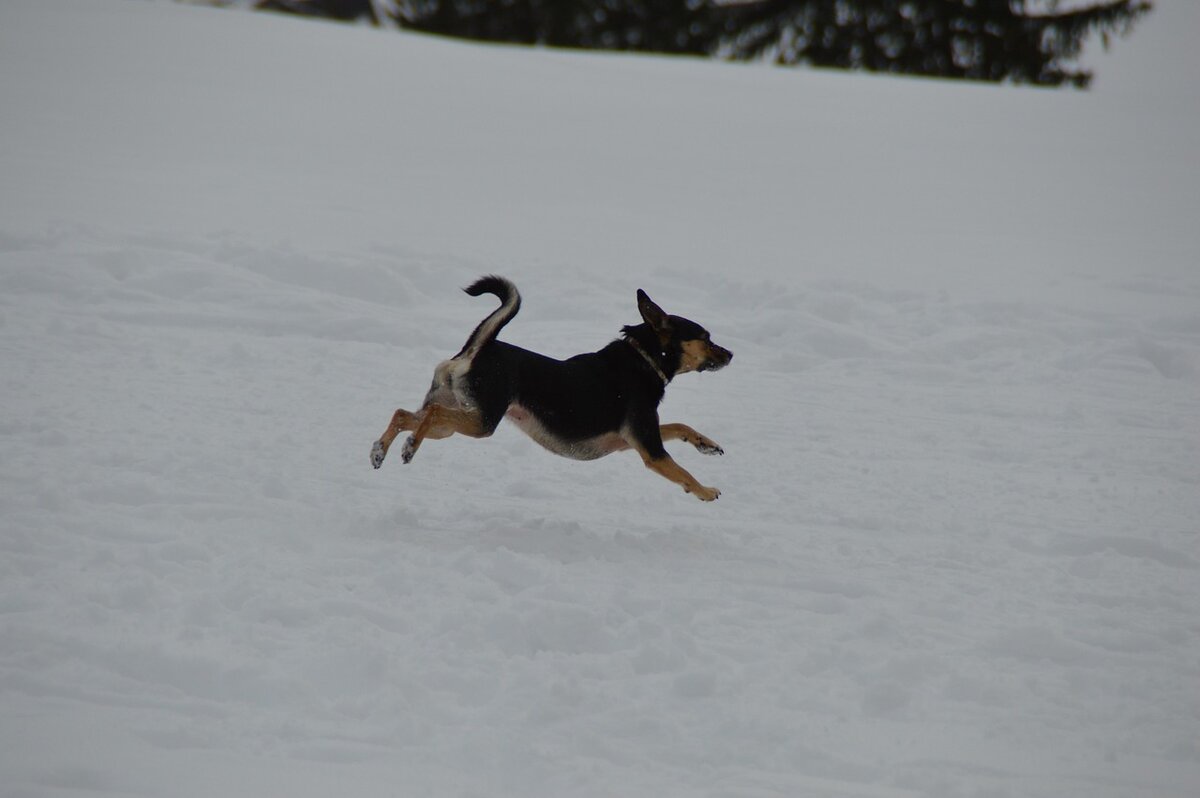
[626,338,669,385]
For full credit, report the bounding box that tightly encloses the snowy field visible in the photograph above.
[2,1,1199,796]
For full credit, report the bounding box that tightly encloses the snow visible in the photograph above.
[1,1,1198,796]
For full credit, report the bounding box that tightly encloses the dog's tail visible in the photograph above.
[455,275,521,359]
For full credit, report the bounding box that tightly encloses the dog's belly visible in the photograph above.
[505,404,628,461]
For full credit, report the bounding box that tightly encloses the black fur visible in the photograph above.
[464,334,672,457]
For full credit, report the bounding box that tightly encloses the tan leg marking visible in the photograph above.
[372,408,417,468]
[379,408,417,450]
[645,454,721,502]
[371,404,486,468]
[659,423,724,455]
[626,436,720,502]
[400,403,487,463]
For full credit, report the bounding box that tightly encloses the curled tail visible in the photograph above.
[455,275,521,359]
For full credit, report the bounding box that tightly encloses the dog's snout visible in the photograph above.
[703,344,732,371]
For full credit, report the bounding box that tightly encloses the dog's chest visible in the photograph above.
[505,403,627,461]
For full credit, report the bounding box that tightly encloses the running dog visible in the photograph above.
[370,276,732,501]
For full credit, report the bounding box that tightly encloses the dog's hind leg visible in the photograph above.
[371,408,422,469]
[399,403,490,464]
[660,423,724,456]
[371,404,487,468]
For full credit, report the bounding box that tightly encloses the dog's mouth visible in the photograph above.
[699,347,733,372]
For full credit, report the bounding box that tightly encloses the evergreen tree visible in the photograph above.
[711,0,1153,88]
[252,0,1152,88]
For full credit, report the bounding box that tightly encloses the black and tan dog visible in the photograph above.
[370,276,732,500]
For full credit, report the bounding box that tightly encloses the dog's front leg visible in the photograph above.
[626,414,721,501]
[660,423,724,456]
[626,422,720,501]
[642,452,721,501]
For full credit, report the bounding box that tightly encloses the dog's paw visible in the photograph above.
[696,441,724,456]
[693,485,721,502]
[400,435,418,464]
[370,440,386,469]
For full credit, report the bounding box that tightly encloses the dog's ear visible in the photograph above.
[637,289,672,345]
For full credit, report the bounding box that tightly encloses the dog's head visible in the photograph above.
[634,289,733,375]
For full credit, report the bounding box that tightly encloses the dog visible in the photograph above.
[370,276,732,501]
